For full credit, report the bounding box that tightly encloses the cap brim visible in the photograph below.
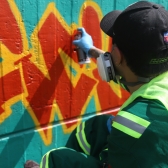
[100,10,122,37]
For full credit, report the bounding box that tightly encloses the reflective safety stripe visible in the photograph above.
[112,111,150,138]
[40,154,47,168]
[76,122,91,155]
[40,147,68,168]
[40,149,55,168]
[99,148,108,160]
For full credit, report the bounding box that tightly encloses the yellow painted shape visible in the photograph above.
[31,2,73,80]
[79,0,110,51]
[109,80,122,99]
[78,1,122,98]
[59,48,97,87]
[0,0,29,78]
[0,62,29,124]
[0,0,30,123]
[0,0,124,146]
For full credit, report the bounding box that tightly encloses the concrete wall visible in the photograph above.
[0,0,166,167]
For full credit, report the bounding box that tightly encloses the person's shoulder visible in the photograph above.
[109,97,168,167]
[111,96,167,137]
[122,96,167,121]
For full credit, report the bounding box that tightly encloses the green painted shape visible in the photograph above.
[86,63,91,69]
[85,95,96,114]
[0,102,71,168]
[0,57,3,62]
[2,1,168,168]
[0,101,34,135]
[69,65,77,77]
[14,0,168,48]
[15,0,73,48]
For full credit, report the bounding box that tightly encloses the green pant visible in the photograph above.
[40,147,102,168]
[40,115,112,168]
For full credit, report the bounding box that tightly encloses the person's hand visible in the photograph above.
[107,115,114,133]
[73,27,94,55]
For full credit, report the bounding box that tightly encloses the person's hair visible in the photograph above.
[121,48,168,77]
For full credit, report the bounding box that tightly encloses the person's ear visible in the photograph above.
[112,45,124,66]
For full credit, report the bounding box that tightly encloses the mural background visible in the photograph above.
[0,0,166,167]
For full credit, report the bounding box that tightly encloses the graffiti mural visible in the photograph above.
[0,0,132,167]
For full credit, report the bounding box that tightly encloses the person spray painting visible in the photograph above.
[25,1,168,167]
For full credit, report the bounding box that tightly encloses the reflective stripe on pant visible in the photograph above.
[40,147,102,168]
[76,121,91,155]
[40,148,59,168]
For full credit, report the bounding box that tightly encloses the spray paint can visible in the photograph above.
[75,33,91,64]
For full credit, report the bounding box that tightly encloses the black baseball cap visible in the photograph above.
[100,1,168,63]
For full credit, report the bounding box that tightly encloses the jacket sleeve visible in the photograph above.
[108,127,139,168]
[108,110,151,168]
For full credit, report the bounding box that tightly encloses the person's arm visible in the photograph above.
[88,47,104,58]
